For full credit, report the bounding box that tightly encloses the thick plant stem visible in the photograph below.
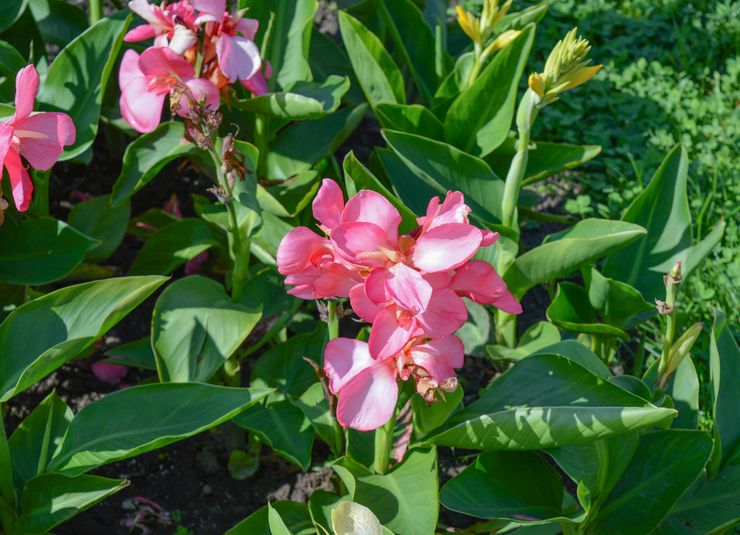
[463,44,483,90]
[0,409,16,512]
[325,300,345,456]
[657,261,682,386]
[30,170,51,217]
[373,414,396,475]
[89,0,103,25]
[254,115,269,179]
[495,311,517,348]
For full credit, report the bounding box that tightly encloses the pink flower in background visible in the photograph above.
[324,335,464,430]
[0,65,75,212]
[119,47,219,133]
[91,358,129,385]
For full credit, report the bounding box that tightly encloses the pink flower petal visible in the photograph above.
[409,335,465,382]
[169,24,198,54]
[341,190,401,243]
[276,227,329,275]
[384,262,432,314]
[124,24,158,42]
[0,123,13,171]
[417,288,468,337]
[139,46,194,80]
[481,230,499,246]
[236,17,259,40]
[13,65,39,121]
[412,223,482,272]
[119,50,166,133]
[451,260,522,314]
[336,362,399,431]
[312,179,345,231]
[14,113,76,170]
[91,360,128,385]
[324,338,374,394]
[368,307,416,361]
[331,222,390,266]
[313,262,362,298]
[216,34,261,83]
[182,77,220,111]
[193,0,225,19]
[4,149,33,212]
[241,70,268,96]
[349,283,382,323]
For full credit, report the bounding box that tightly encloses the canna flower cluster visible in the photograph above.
[0,65,75,218]
[120,0,268,133]
[277,180,521,431]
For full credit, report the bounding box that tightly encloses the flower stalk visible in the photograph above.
[657,261,681,381]
[373,412,396,475]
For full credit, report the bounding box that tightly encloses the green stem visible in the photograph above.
[254,115,269,179]
[373,414,396,475]
[89,0,103,25]
[657,262,681,383]
[495,310,517,348]
[30,170,51,217]
[0,408,16,512]
[463,44,483,89]
[326,301,339,340]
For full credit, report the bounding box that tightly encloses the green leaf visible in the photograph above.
[590,430,713,534]
[382,129,505,225]
[710,308,740,468]
[444,25,535,156]
[9,391,72,489]
[0,276,166,402]
[48,383,271,476]
[237,76,349,119]
[334,447,438,535]
[380,0,441,105]
[16,473,126,534]
[338,11,405,108]
[376,147,439,218]
[669,356,699,429]
[152,276,261,382]
[441,450,565,521]
[0,40,25,100]
[291,382,340,455]
[428,354,675,450]
[547,283,628,339]
[586,267,654,329]
[375,103,444,140]
[456,300,493,356]
[266,105,366,179]
[128,218,221,275]
[68,194,130,263]
[530,341,611,379]
[343,151,418,231]
[308,491,346,534]
[487,141,602,186]
[486,321,561,362]
[104,338,156,370]
[310,30,365,106]
[37,11,131,160]
[111,122,197,206]
[603,145,724,301]
[504,219,646,298]
[234,400,314,470]
[28,0,87,46]
[226,501,313,535]
[0,217,97,285]
[268,0,317,89]
[656,462,740,534]
[251,211,294,265]
[0,0,28,33]
[266,171,320,217]
[413,385,463,439]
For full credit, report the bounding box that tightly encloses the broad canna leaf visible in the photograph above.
[29,0,87,46]
[16,473,127,535]
[338,11,405,108]
[602,145,725,301]
[128,218,221,276]
[226,501,313,535]
[333,447,438,535]
[486,321,561,362]
[37,11,130,161]
[375,103,445,140]
[441,450,570,522]
[68,194,130,263]
[0,217,97,285]
[427,354,675,450]
[0,276,166,402]
[669,356,700,429]
[0,0,29,33]
[503,219,646,298]
[104,338,157,370]
[236,75,349,119]
[547,282,629,339]
[152,275,260,382]
[444,24,535,156]
[382,129,505,225]
[710,308,740,469]
[111,122,198,206]
[0,40,25,100]
[48,383,271,476]
[589,430,713,534]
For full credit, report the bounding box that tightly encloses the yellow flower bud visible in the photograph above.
[482,29,521,57]
[528,73,546,98]
[456,5,482,45]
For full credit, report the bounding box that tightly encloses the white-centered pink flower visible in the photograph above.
[125,0,199,54]
[119,47,219,133]
[0,65,75,212]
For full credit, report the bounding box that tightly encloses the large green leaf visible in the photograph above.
[16,474,126,535]
[441,450,566,521]
[603,145,724,301]
[547,282,628,339]
[266,0,317,89]
[152,276,261,382]
[375,103,444,140]
[28,0,87,46]
[486,321,561,362]
[503,219,646,298]
[669,356,699,429]
[36,11,130,160]
[380,0,442,105]
[427,354,675,450]
[413,385,463,439]
[111,122,197,206]
[48,383,271,476]
[589,430,713,534]
[128,218,221,275]
[333,448,438,535]
[0,0,28,33]
[0,40,25,101]
[291,382,340,455]
[226,501,313,535]
[9,391,72,490]
[236,76,349,119]
[0,217,96,285]
[338,11,405,108]
[234,400,314,470]
[710,308,740,468]
[656,463,740,534]
[266,104,365,179]
[68,194,130,263]
[0,276,166,402]
[444,25,535,156]
[382,129,504,225]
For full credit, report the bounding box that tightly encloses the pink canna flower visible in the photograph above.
[119,47,220,133]
[324,335,464,431]
[125,0,199,54]
[91,358,128,385]
[0,65,75,212]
